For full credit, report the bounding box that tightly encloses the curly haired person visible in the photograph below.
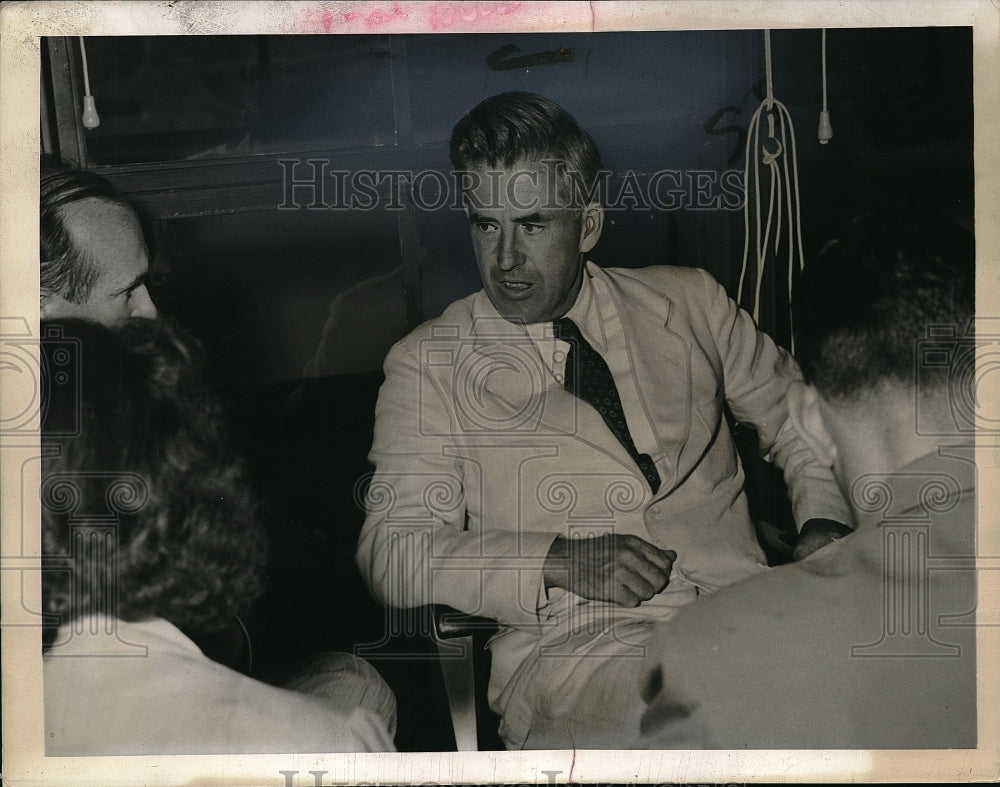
[41,318,395,754]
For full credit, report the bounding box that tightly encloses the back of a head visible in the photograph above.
[40,318,265,644]
[40,157,130,302]
[449,91,603,199]
[793,211,975,401]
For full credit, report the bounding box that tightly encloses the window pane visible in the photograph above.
[83,35,396,165]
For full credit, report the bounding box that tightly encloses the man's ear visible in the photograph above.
[41,291,92,321]
[786,379,837,467]
[578,203,604,254]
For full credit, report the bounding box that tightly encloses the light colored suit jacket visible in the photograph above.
[356,262,851,714]
[44,617,395,755]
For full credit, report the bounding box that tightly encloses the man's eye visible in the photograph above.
[476,222,498,234]
[521,224,543,235]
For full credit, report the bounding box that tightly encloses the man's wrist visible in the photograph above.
[543,535,569,591]
[799,518,853,538]
[793,518,854,560]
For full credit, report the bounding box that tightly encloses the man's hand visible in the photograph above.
[543,533,676,607]
[792,518,854,561]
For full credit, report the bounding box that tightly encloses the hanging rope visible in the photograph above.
[738,29,805,351]
[821,28,828,114]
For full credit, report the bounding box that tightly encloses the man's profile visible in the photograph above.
[40,159,157,324]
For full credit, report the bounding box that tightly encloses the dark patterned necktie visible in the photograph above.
[554,317,661,494]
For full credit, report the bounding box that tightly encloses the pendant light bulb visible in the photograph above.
[82,95,100,129]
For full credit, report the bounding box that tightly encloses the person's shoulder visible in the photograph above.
[597,264,720,306]
[182,645,396,751]
[43,619,394,754]
[655,537,876,654]
[601,263,717,290]
[384,291,482,359]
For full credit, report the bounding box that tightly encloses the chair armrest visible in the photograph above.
[431,605,498,639]
[428,605,498,751]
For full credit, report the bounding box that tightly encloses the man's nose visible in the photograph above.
[497,231,522,271]
[129,285,158,319]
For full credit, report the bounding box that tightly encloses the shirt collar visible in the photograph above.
[469,263,606,383]
[525,261,606,350]
[46,615,201,658]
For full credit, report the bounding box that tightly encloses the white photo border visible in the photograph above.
[2,1,998,784]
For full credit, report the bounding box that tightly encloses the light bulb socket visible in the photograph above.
[82,95,100,130]
[817,110,833,144]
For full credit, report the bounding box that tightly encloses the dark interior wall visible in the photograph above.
[763,27,973,347]
[778,27,974,240]
[80,27,970,387]
[85,30,765,384]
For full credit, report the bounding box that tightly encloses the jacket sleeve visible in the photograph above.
[695,269,853,529]
[354,334,559,627]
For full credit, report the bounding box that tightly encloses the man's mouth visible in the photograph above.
[493,279,535,301]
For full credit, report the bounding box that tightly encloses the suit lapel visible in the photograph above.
[459,277,697,492]
[590,266,695,493]
[463,294,631,463]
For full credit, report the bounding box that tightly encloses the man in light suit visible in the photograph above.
[356,91,851,749]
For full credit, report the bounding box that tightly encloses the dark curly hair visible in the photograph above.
[40,318,267,641]
[793,210,975,400]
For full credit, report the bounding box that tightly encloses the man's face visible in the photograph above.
[41,198,157,325]
[465,160,602,324]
